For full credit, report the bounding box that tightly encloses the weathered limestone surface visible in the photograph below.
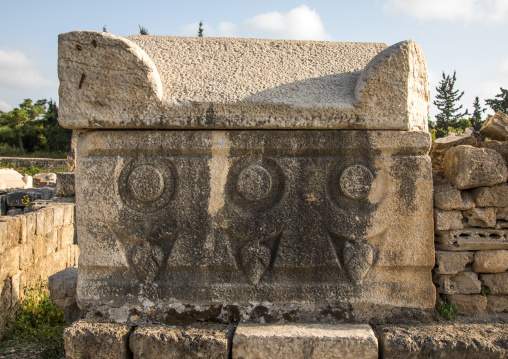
[233,324,378,359]
[433,184,474,211]
[463,207,497,228]
[473,250,508,273]
[480,273,508,294]
[55,172,75,197]
[435,228,508,251]
[472,183,508,207]
[487,295,508,313]
[434,272,481,294]
[58,32,429,131]
[75,130,435,312]
[49,266,80,324]
[63,321,132,359]
[378,324,508,358]
[480,111,508,141]
[444,294,487,315]
[432,128,477,152]
[130,324,232,359]
[434,209,463,231]
[443,145,508,189]
[434,251,473,275]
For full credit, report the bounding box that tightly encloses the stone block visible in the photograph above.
[434,251,473,275]
[378,323,508,359]
[11,273,20,307]
[59,32,429,131]
[472,183,508,207]
[53,205,65,228]
[433,184,474,211]
[480,139,508,166]
[18,215,26,244]
[0,278,11,313]
[497,207,508,220]
[33,234,45,260]
[0,168,26,191]
[480,111,508,140]
[49,266,78,309]
[56,172,75,197]
[61,224,75,249]
[36,209,45,236]
[63,204,74,225]
[24,212,36,243]
[3,216,21,249]
[487,295,508,313]
[0,195,5,216]
[435,228,508,251]
[0,221,6,253]
[463,207,497,228]
[46,231,58,256]
[74,130,435,312]
[480,273,508,294]
[63,321,132,359]
[0,247,20,281]
[130,324,232,359]
[432,128,477,152]
[434,209,463,231]
[443,145,508,189]
[445,294,487,315]
[33,173,57,187]
[434,272,481,294]
[44,207,54,235]
[233,324,378,359]
[5,190,42,207]
[473,250,508,273]
[19,241,34,270]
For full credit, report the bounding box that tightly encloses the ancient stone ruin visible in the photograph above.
[59,31,438,358]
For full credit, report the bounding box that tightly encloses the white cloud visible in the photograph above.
[477,57,508,114]
[0,100,12,112]
[243,5,332,40]
[179,5,332,41]
[383,0,508,22]
[0,48,56,90]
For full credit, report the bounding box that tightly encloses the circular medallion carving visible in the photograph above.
[128,165,165,203]
[236,165,272,201]
[339,164,374,200]
[119,159,176,212]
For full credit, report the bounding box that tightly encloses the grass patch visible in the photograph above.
[437,301,459,320]
[0,282,68,359]
[0,162,68,176]
[0,145,67,159]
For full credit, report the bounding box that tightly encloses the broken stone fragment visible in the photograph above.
[434,271,481,294]
[480,111,508,141]
[434,251,473,275]
[435,228,508,251]
[479,139,508,167]
[462,207,497,228]
[434,209,464,231]
[434,184,475,211]
[432,127,477,152]
[480,273,508,294]
[472,183,508,207]
[473,250,508,273]
[486,295,508,313]
[444,294,487,316]
[443,145,508,189]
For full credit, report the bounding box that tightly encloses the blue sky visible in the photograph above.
[0,0,507,120]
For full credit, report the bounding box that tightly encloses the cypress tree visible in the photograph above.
[433,71,468,138]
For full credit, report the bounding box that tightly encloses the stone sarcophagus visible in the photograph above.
[59,32,435,322]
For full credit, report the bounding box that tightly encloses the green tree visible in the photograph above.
[42,100,71,152]
[485,87,508,114]
[1,99,47,154]
[469,96,485,131]
[433,71,468,138]
[139,25,149,35]
[198,21,204,37]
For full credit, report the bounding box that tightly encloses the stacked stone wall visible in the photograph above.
[0,157,68,173]
[432,114,508,316]
[0,201,79,334]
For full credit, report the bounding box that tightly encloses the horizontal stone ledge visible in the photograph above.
[378,323,508,359]
[435,228,508,251]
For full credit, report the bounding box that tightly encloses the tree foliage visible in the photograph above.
[433,71,468,138]
[198,21,204,37]
[485,87,508,114]
[0,99,71,155]
[469,96,486,131]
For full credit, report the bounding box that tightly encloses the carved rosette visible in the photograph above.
[113,158,178,284]
[223,157,285,285]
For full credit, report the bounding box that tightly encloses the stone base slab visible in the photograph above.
[233,323,378,359]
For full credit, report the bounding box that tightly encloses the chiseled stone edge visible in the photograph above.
[233,323,378,359]
[58,31,429,131]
